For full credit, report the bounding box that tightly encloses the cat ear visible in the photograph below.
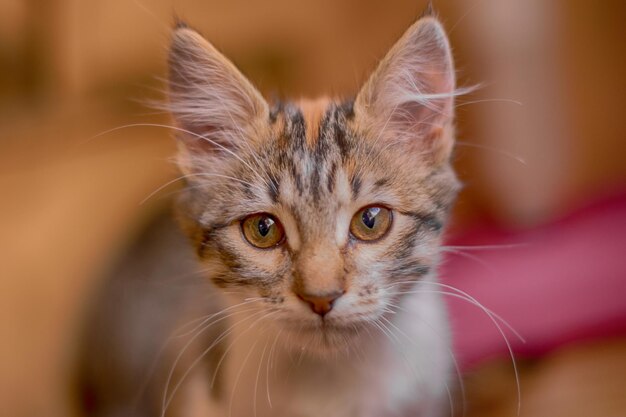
[167,25,269,154]
[355,15,456,164]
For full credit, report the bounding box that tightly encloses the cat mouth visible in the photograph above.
[270,316,371,355]
[283,318,366,339]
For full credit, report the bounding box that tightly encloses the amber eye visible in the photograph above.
[350,206,392,241]
[241,213,285,248]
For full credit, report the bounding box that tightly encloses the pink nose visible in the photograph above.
[296,291,344,317]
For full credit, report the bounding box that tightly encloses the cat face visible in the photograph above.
[168,16,458,353]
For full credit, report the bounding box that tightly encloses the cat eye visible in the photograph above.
[241,213,285,249]
[350,205,392,241]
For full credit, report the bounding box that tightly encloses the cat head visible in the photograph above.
[167,13,459,354]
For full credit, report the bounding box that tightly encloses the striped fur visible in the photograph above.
[167,11,460,417]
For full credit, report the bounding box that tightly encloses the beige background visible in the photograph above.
[1,1,625,416]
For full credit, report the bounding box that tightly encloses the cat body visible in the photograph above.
[77,8,460,417]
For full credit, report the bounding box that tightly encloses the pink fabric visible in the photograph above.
[441,194,626,370]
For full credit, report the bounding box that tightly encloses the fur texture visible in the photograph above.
[161,11,461,417]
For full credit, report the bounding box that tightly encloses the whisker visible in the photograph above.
[440,247,496,274]
[383,304,466,417]
[442,243,528,251]
[131,289,242,405]
[162,309,265,416]
[456,98,523,107]
[265,329,282,409]
[387,285,523,415]
[85,122,272,189]
[161,302,260,416]
[171,299,261,345]
[455,141,527,165]
[139,172,262,205]
[211,311,278,389]
[228,337,259,417]
[385,281,524,343]
[380,315,456,417]
[419,281,525,342]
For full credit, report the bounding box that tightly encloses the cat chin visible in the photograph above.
[276,320,369,358]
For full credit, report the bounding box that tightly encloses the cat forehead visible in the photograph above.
[271,98,354,151]
[263,97,370,203]
[272,97,354,149]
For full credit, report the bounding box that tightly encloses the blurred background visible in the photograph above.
[1,1,625,416]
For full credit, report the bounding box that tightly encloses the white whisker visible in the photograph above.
[161,302,260,417]
[456,141,527,165]
[387,284,523,415]
[139,172,262,205]
[86,122,272,189]
[265,328,282,409]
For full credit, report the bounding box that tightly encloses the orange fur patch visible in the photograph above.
[297,97,331,147]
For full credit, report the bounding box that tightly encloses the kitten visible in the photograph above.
[166,8,459,417]
[76,7,460,417]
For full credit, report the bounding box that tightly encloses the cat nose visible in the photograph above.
[296,291,344,317]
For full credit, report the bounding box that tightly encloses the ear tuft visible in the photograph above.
[173,15,189,30]
[419,1,436,19]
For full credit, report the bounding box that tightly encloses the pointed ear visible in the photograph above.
[167,26,269,155]
[355,16,456,164]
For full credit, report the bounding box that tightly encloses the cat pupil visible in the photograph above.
[362,207,380,229]
[258,217,273,236]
